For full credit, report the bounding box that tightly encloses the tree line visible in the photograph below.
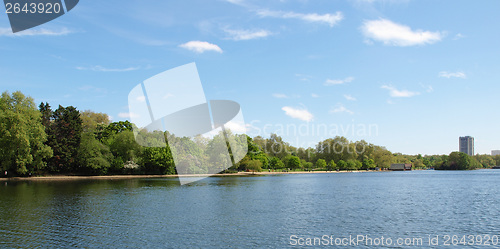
[1,91,498,177]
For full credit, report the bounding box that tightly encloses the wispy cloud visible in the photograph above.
[352,0,411,4]
[420,83,434,93]
[179,41,223,53]
[295,73,313,82]
[439,71,466,79]
[272,93,300,99]
[257,10,343,27]
[0,27,73,37]
[381,85,420,98]
[282,106,313,122]
[453,33,465,40]
[324,77,354,86]
[311,93,319,98]
[224,28,273,41]
[76,65,140,72]
[344,94,357,101]
[163,93,175,99]
[118,112,140,118]
[273,93,289,98]
[361,19,443,46]
[224,0,246,6]
[330,104,354,115]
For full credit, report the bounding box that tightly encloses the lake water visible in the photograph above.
[1,170,500,248]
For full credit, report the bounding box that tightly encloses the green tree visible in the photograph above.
[286,156,301,170]
[101,121,133,141]
[107,130,142,161]
[141,147,175,174]
[269,157,285,169]
[337,160,347,171]
[327,159,337,171]
[107,130,143,172]
[346,159,360,171]
[316,159,327,169]
[494,155,500,167]
[80,110,110,133]
[372,146,393,169]
[303,161,313,170]
[265,134,290,159]
[475,154,495,168]
[77,132,113,175]
[246,160,263,172]
[39,102,52,129]
[441,152,481,170]
[46,105,83,172]
[0,92,53,175]
[297,147,316,163]
[362,158,375,170]
[422,158,432,168]
[243,135,269,169]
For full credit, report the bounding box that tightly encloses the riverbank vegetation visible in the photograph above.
[1,91,498,176]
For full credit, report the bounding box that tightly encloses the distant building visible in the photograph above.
[492,150,500,156]
[390,163,412,171]
[459,136,474,156]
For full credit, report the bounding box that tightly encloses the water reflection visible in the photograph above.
[1,171,500,248]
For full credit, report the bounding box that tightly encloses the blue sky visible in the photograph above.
[1,0,499,155]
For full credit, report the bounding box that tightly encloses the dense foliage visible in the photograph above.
[1,91,498,177]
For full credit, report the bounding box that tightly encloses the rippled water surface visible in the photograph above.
[1,170,500,248]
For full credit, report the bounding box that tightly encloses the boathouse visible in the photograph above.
[390,163,412,171]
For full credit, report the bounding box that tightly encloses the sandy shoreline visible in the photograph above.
[0,170,369,181]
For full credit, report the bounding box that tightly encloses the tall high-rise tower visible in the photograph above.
[459,136,474,156]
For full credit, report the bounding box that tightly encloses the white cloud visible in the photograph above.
[118,112,140,118]
[324,77,354,86]
[225,121,247,133]
[257,10,343,27]
[439,71,466,79]
[224,0,246,6]
[330,104,354,115]
[311,93,319,98]
[453,33,465,40]
[272,93,288,98]
[344,94,357,101]
[224,28,272,41]
[0,27,73,37]
[163,93,174,99]
[420,83,434,93]
[76,65,140,72]
[361,19,443,46]
[136,96,146,102]
[381,85,420,98]
[353,0,410,4]
[282,106,313,122]
[242,120,260,135]
[179,41,223,53]
[272,93,300,98]
[295,73,313,82]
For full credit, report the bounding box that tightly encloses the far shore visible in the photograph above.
[0,170,376,181]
